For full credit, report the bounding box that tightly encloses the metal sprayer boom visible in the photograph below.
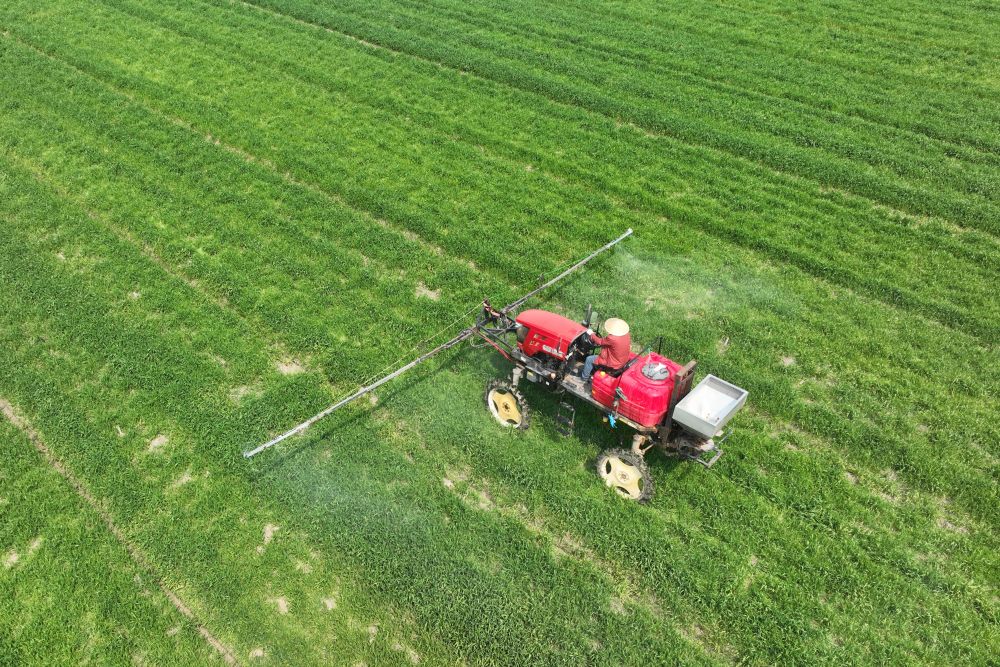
[243,228,633,459]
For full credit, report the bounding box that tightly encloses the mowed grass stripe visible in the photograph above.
[230,0,1000,230]
[2,12,997,344]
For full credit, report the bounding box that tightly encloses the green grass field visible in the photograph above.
[0,0,997,664]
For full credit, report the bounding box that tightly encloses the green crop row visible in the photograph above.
[3,7,996,498]
[3,139,995,663]
[398,0,1000,142]
[0,155,709,665]
[128,0,1000,271]
[230,0,1000,229]
[2,4,997,343]
[334,0,1000,173]
[0,42,512,373]
[0,158,479,665]
[0,421,219,665]
[0,0,996,663]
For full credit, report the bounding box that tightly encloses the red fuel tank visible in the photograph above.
[591,352,681,427]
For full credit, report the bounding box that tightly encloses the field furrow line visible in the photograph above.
[0,31,493,290]
[123,0,1000,275]
[0,398,240,665]
[230,0,999,234]
[539,0,999,94]
[1,145,326,388]
[11,18,992,345]
[330,0,1000,162]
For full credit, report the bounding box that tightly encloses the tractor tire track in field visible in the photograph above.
[6,21,994,345]
[0,398,240,666]
[231,0,1000,233]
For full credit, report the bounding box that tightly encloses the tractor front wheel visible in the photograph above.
[596,448,654,503]
[484,378,530,430]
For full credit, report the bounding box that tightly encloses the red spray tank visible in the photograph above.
[591,352,681,427]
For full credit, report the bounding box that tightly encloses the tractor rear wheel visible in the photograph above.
[596,448,654,503]
[484,378,530,430]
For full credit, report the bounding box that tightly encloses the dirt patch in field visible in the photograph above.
[415,282,441,301]
[229,384,262,403]
[844,470,858,484]
[128,290,141,300]
[256,523,280,553]
[392,641,421,664]
[716,337,731,355]
[276,359,305,375]
[609,596,628,616]
[170,471,194,490]
[269,597,289,615]
[250,648,265,659]
[4,551,19,568]
[781,355,797,367]
[323,597,337,611]
[368,624,379,643]
[0,397,238,664]
[293,558,313,574]
[148,434,169,451]
[937,517,968,534]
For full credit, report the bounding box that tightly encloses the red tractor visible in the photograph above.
[477,303,748,502]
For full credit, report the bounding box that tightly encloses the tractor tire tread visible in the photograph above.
[484,378,531,430]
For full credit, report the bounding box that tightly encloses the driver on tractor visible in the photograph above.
[581,318,631,382]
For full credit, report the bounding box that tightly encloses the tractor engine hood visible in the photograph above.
[515,309,588,360]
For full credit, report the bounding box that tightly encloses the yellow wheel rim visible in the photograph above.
[601,456,644,500]
[489,389,522,426]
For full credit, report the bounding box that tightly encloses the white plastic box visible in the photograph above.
[673,375,748,439]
